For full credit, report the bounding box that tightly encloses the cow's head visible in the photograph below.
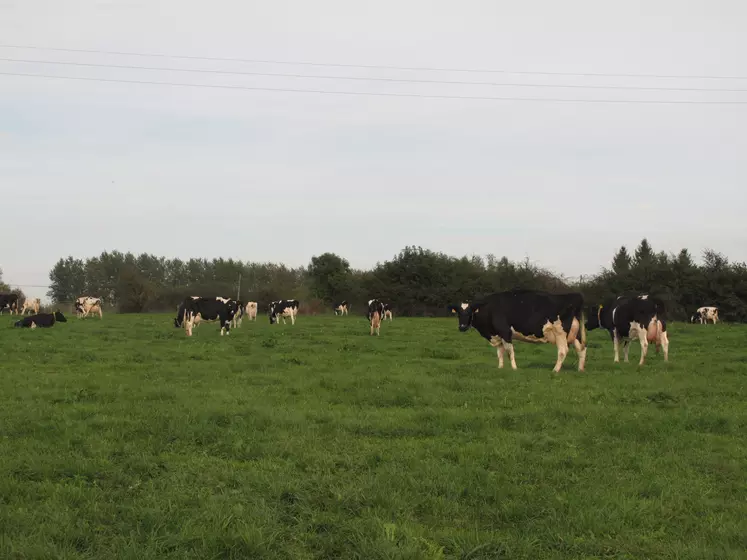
[449,302,479,332]
[226,300,238,317]
[54,311,67,323]
[690,313,700,323]
[268,302,278,324]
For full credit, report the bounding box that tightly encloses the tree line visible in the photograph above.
[45,239,747,321]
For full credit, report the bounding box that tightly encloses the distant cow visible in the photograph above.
[691,306,719,324]
[175,296,238,336]
[14,311,67,328]
[334,301,349,316]
[269,299,299,325]
[21,297,41,315]
[382,303,393,321]
[245,301,258,321]
[75,296,103,319]
[0,293,19,315]
[449,289,587,373]
[370,307,381,336]
[586,294,669,365]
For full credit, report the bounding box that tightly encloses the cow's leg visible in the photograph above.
[502,340,517,370]
[552,323,569,373]
[637,326,649,365]
[572,339,587,371]
[613,330,621,363]
[659,329,669,361]
[291,313,296,325]
[623,340,630,363]
[496,344,505,368]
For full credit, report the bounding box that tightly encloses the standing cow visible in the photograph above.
[586,294,669,365]
[75,296,103,319]
[244,302,258,321]
[21,297,41,315]
[175,296,238,337]
[382,303,393,321]
[0,293,19,315]
[269,300,299,325]
[334,301,349,316]
[691,306,719,324]
[449,289,587,373]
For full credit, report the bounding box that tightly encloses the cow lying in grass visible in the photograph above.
[14,311,67,328]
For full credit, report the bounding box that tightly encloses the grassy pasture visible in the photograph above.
[0,313,745,559]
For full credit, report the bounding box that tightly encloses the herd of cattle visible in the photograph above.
[0,289,725,372]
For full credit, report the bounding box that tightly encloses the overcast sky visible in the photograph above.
[1,0,745,300]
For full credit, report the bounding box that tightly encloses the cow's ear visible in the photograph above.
[472,303,482,314]
[448,305,457,314]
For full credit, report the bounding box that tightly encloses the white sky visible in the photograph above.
[1,0,745,301]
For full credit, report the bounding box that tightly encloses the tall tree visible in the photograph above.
[307,253,352,304]
[611,246,632,274]
[48,257,86,303]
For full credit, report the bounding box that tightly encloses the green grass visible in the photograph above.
[0,313,745,559]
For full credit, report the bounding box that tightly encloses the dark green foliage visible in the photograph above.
[47,239,747,319]
[582,239,747,321]
[307,252,352,304]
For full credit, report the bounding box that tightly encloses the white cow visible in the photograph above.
[245,301,258,321]
[21,297,41,315]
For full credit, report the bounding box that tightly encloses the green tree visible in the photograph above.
[48,257,86,303]
[611,246,632,274]
[307,253,352,304]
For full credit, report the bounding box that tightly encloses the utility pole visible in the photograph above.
[236,273,242,301]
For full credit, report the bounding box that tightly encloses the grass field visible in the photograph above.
[0,313,745,559]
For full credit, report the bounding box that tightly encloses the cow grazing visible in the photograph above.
[75,296,103,319]
[367,299,385,323]
[382,303,393,321]
[269,299,299,325]
[370,308,381,336]
[586,294,669,365]
[0,293,19,315]
[692,306,719,324]
[334,301,349,316]
[14,311,67,328]
[175,296,238,336]
[449,290,587,373]
[245,301,258,321]
[21,297,41,315]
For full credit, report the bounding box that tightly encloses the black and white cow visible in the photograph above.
[333,301,349,316]
[174,296,238,336]
[0,293,19,315]
[269,299,299,325]
[691,306,719,325]
[75,296,103,319]
[586,294,669,365]
[367,299,385,323]
[232,300,245,328]
[382,303,393,321]
[449,289,587,373]
[14,311,67,328]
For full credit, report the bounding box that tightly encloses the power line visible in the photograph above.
[2,71,746,105]
[2,57,745,93]
[1,43,745,81]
